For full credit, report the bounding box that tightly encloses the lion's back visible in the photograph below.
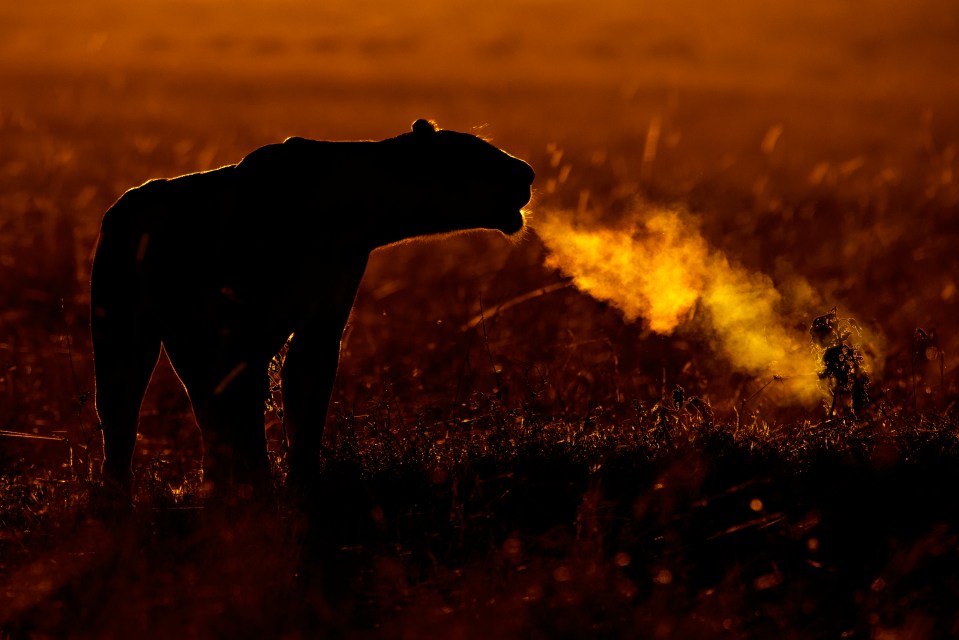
[99,178,168,237]
[99,166,245,274]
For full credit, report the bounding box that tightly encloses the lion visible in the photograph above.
[91,119,534,497]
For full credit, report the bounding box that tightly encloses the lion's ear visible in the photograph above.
[412,119,437,135]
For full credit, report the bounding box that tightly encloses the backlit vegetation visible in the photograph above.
[2,0,958,637]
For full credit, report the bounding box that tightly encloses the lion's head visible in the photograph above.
[385,119,535,237]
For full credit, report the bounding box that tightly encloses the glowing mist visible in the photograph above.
[536,206,824,402]
[540,209,708,332]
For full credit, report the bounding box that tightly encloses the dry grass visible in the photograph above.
[2,0,959,636]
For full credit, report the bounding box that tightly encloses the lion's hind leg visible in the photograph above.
[160,328,274,500]
[193,359,273,499]
[91,228,162,495]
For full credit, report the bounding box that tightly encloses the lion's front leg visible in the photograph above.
[281,325,343,490]
[280,253,368,492]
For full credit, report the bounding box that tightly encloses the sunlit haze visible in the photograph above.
[3,0,959,635]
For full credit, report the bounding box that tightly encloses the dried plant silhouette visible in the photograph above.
[91,119,533,497]
[3,0,959,637]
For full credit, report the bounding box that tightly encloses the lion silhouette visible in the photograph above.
[91,119,534,496]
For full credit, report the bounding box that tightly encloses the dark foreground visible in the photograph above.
[3,1,959,637]
[3,410,959,639]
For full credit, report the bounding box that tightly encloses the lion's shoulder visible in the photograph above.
[238,137,325,165]
[233,138,336,187]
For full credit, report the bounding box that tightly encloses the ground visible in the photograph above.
[1,0,958,637]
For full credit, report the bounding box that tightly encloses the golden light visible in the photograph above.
[537,205,829,402]
[538,208,708,333]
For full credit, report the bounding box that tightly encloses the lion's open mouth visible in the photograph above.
[498,209,526,235]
